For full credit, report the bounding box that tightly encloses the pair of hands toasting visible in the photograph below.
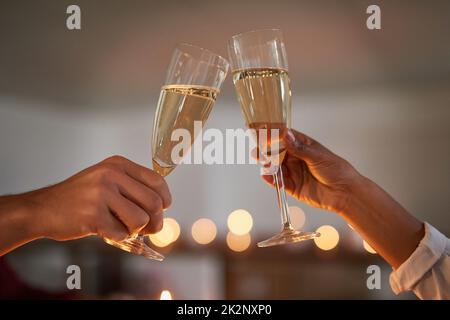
[0,128,424,271]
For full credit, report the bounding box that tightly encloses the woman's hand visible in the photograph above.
[263,129,362,214]
[262,128,424,269]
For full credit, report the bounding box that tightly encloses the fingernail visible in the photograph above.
[285,130,296,144]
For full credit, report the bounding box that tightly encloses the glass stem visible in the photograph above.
[273,166,293,231]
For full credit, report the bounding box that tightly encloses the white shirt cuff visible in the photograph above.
[389,222,448,295]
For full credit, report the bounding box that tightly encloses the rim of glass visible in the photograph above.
[230,28,283,40]
[176,42,229,69]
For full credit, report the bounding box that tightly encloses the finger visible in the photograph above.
[110,156,172,209]
[107,192,150,236]
[114,172,164,214]
[141,211,163,234]
[261,173,297,196]
[261,163,297,195]
[280,164,298,194]
[109,172,165,235]
[281,158,292,180]
[98,210,130,242]
[262,174,274,186]
[284,155,306,196]
[284,129,330,165]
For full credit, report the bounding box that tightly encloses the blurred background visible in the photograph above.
[1,0,449,299]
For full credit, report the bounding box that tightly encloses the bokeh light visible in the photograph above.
[191,218,217,245]
[314,225,340,251]
[160,290,172,300]
[289,206,306,229]
[165,218,180,243]
[149,217,177,247]
[226,232,251,252]
[363,240,377,254]
[227,209,253,235]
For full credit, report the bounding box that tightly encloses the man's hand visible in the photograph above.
[1,156,171,252]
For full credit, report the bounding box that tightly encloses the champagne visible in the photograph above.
[232,68,291,126]
[233,68,292,167]
[152,85,218,177]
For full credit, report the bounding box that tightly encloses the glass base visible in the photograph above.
[103,237,165,261]
[257,228,320,248]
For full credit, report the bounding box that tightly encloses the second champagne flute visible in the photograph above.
[228,29,320,247]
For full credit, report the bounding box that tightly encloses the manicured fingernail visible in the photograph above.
[285,130,295,143]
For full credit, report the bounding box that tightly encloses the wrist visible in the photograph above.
[14,191,49,240]
[336,172,425,269]
[338,173,374,218]
[0,194,44,253]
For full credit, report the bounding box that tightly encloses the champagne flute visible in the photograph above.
[152,44,229,177]
[105,44,229,260]
[228,29,320,247]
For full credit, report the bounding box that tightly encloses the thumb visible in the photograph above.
[284,129,326,165]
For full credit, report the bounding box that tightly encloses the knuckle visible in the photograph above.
[105,155,126,164]
[95,164,115,179]
[90,184,108,203]
[95,165,122,187]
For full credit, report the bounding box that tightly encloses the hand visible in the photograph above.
[262,129,362,214]
[262,129,424,269]
[23,155,171,242]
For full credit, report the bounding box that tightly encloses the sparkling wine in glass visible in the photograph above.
[228,29,320,247]
[152,43,229,176]
[152,84,219,177]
